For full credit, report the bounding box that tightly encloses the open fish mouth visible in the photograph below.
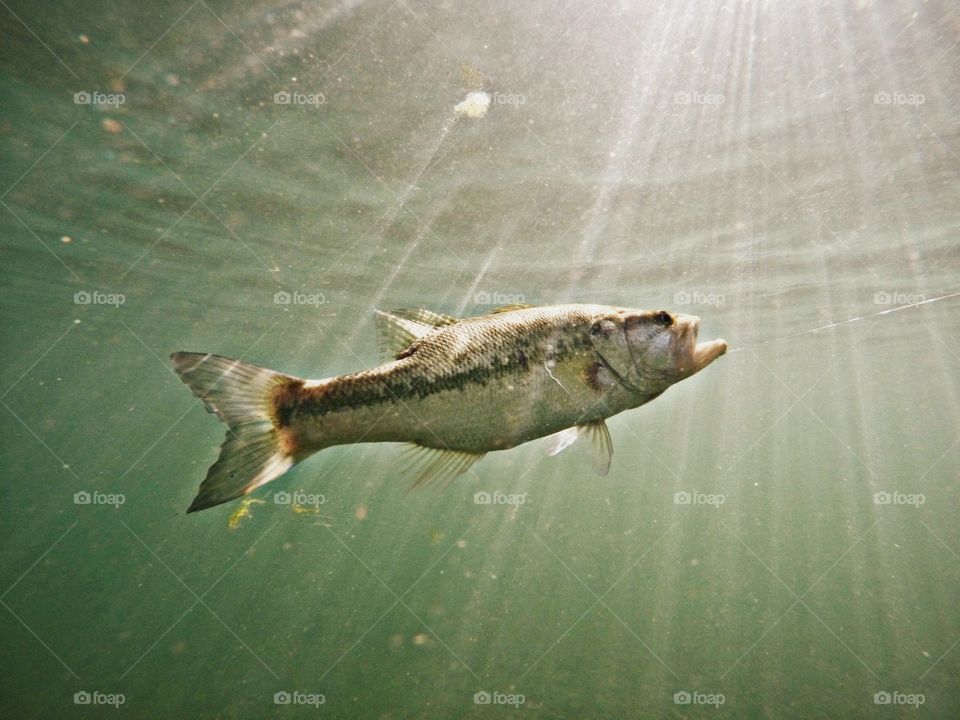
[674,315,727,377]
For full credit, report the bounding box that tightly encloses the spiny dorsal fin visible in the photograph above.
[389,308,459,327]
[402,445,486,491]
[374,310,435,361]
[489,303,535,314]
[544,419,613,476]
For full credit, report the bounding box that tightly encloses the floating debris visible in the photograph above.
[227,498,265,529]
[460,62,489,92]
[454,91,491,119]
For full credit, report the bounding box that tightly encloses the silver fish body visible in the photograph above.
[172,303,726,512]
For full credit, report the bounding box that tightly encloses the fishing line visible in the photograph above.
[725,289,960,354]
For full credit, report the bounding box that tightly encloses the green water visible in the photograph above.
[2,1,959,717]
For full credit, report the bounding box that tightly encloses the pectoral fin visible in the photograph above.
[544,419,613,476]
[403,445,487,490]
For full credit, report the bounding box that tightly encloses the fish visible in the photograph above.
[171,303,727,513]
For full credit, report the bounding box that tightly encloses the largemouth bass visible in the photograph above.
[172,303,726,512]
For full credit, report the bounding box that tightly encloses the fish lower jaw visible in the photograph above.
[692,339,727,371]
[674,338,726,377]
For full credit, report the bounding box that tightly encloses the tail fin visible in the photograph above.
[170,352,303,513]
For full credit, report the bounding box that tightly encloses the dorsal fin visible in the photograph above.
[374,311,435,361]
[389,308,459,327]
[489,303,535,314]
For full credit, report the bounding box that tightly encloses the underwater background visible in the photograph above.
[1,0,958,717]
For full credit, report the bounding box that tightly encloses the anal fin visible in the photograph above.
[544,419,613,476]
[403,445,486,491]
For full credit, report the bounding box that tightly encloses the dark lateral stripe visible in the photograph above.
[290,333,592,419]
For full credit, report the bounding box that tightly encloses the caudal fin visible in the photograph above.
[170,352,303,513]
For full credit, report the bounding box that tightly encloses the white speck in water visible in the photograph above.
[454,91,491,119]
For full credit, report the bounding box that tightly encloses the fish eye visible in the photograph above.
[653,310,673,327]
